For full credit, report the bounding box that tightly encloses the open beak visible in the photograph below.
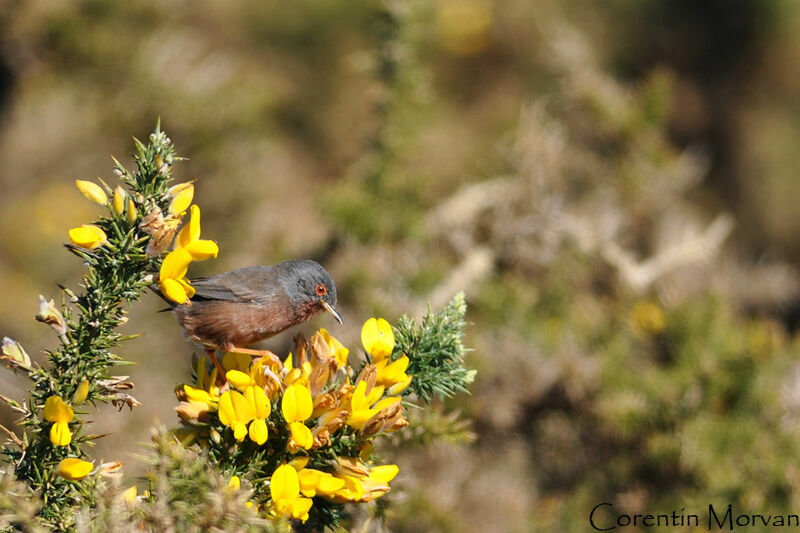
[320,300,343,325]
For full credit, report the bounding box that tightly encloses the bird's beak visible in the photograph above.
[320,300,343,325]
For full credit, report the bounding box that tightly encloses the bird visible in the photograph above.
[158,259,342,376]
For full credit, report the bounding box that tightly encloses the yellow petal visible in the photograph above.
[183,385,217,405]
[365,385,385,407]
[289,422,313,450]
[217,392,235,426]
[291,497,313,522]
[184,239,219,261]
[245,385,271,419]
[218,390,254,427]
[372,396,401,412]
[298,468,321,497]
[347,409,379,430]
[160,248,192,281]
[177,205,201,248]
[227,475,241,491]
[167,182,194,215]
[232,421,247,441]
[122,485,138,504]
[159,278,188,305]
[378,356,409,384]
[316,473,346,496]
[320,329,349,367]
[350,381,369,413]
[282,384,313,423]
[177,278,196,299]
[249,418,268,445]
[195,358,206,389]
[388,374,413,395]
[369,464,399,483]
[271,464,300,503]
[227,370,255,391]
[75,180,108,205]
[50,421,72,446]
[68,225,108,249]
[44,396,74,423]
[361,318,395,362]
[57,458,93,480]
[72,381,90,405]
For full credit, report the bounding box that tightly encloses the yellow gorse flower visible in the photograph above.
[57,458,93,480]
[319,329,349,368]
[75,180,108,205]
[68,224,108,249]
[328,459,399,503]
[244,382,271,445]
[361,317,395,362]
[158,205,219,304]
[270,464,313,523]
[376,355,412,394]
[216,372,272,445]
[282,383,314,450]
[347,381,401,430]
[44,395,74,446]
[218,390,254,442]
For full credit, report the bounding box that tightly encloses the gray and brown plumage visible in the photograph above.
[159,260,341,370]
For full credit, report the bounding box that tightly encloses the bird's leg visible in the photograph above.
[205,349,227,385]
[224,345,283,366]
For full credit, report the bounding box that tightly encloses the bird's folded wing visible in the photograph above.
[189,267,277,303]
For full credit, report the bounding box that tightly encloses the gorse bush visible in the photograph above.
[0,125,475,531]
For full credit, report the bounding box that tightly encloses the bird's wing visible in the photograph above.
[189,266,277,304]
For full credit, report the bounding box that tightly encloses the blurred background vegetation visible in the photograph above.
[1,0,800,531]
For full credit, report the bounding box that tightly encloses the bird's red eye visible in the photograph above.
[315,283,327,297]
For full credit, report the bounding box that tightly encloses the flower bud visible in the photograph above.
[112,186,127,216]
[73,380,90,405]
[75,180,108,205]
[126,198,137,224]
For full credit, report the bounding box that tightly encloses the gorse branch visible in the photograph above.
[394,292,475,403]
[1,123,197,529]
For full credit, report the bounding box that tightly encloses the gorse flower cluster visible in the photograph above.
[0,125,474,531]
[173,318,412,525]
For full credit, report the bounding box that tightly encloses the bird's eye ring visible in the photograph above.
[315,283,327,297]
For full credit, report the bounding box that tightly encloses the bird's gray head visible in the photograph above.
[279,259,342,324]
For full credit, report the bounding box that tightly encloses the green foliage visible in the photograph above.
[394,292,475,403]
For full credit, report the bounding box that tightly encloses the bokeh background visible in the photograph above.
[2,1,800,531]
